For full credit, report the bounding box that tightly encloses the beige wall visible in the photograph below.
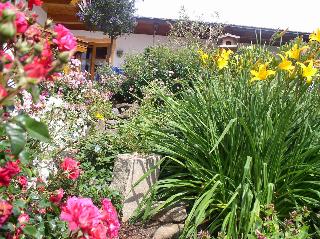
[113,34,169,67]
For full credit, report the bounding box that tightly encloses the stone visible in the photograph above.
[110,153,161,222]
[152,224,184,239]
[153,203,187,223]
[95,119,106,131]
[112,108,120,115]
[106,119,118,126]
[115,103,133,111]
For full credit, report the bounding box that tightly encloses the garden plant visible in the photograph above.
[128,33,320,238]
[0,1,120,238]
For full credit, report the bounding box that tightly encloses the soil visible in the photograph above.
[119,221,160,239]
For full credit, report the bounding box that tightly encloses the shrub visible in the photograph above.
[74,129,122,211]
[134,37,320,238]
[113,46,203,102]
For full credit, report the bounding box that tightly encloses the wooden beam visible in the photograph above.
[90,46,96,79]
[110,40,116,65]
[76,36,111,44]
[44,3,78,14]
[43,0,72,4]
[47,13,79,23]
[60,23,87,30]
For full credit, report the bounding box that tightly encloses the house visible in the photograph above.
[35,0,310,76]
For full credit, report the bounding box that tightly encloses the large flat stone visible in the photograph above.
[152,224,184,239]
[152,203,187,223]
[110,153,160,222]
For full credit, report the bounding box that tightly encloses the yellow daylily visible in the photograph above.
[198,49,209,65]
[298,60,318,84]
[286,44,309,60]
[278,54,295,72]
[250,63,276,82]
[217,49,233,69]
[95,112,104,120]
[220,49,233,59]
[217,58,228,69]
[309,28,320,43]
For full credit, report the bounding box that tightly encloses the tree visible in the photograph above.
[78,0,136,64]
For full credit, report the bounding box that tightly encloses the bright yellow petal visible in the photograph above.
[250,70,259,77]
[306,76,313,84]
[267,70,276,76]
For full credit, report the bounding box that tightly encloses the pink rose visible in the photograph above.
[0,51,13,70]
[53,24,77,51]
[15,12,28,33]
[0,85,8,99]
[0,2,13,17]
[101,199,120,239]
[28,0,43,10]
[60,157,80,180]
[49,188,64,204]
[18,213,29,225]
[88,223,108,239]
[25,25,41,43]
[24,58,48,80]
[0,200,12,228]
[18,176,28,188]
[0,160,20,187]
[60,197,101,232]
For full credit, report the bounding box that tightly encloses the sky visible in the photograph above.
[135,0,320,33]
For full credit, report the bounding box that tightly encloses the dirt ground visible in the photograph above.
[118,221,160,239]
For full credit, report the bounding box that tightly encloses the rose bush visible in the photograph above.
[0,1,119,238]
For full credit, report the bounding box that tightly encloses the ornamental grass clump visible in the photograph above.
[135,31,320,238]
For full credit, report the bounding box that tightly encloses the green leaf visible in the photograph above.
[5,122,26,155]
[30,85,40,103]
[23,225,37,237]
[19,150,30,164]
[15,115,50,142]
[13,199,26,209]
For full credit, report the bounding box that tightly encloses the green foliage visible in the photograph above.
[96,65,126,94]
[5,114,50,155]
[117,46,203,102]
[112,88,169,153]
[74,130,123,210]
[133,46,320,237]
[78,0,136,39]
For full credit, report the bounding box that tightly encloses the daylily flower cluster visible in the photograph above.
[197,28,320,85]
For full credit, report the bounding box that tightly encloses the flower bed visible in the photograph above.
[0,1,120,238]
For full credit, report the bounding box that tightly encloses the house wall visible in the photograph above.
[113,34,169,67]
[70,31,170,68]
[19,0,47,27]
[33,6,47,26]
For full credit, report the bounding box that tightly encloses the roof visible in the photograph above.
[134,17,310,45]
[41,0,310,45]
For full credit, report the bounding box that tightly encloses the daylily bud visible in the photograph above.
[2,9,16,22]
[58,51,71,64]
[0,22,16,40]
